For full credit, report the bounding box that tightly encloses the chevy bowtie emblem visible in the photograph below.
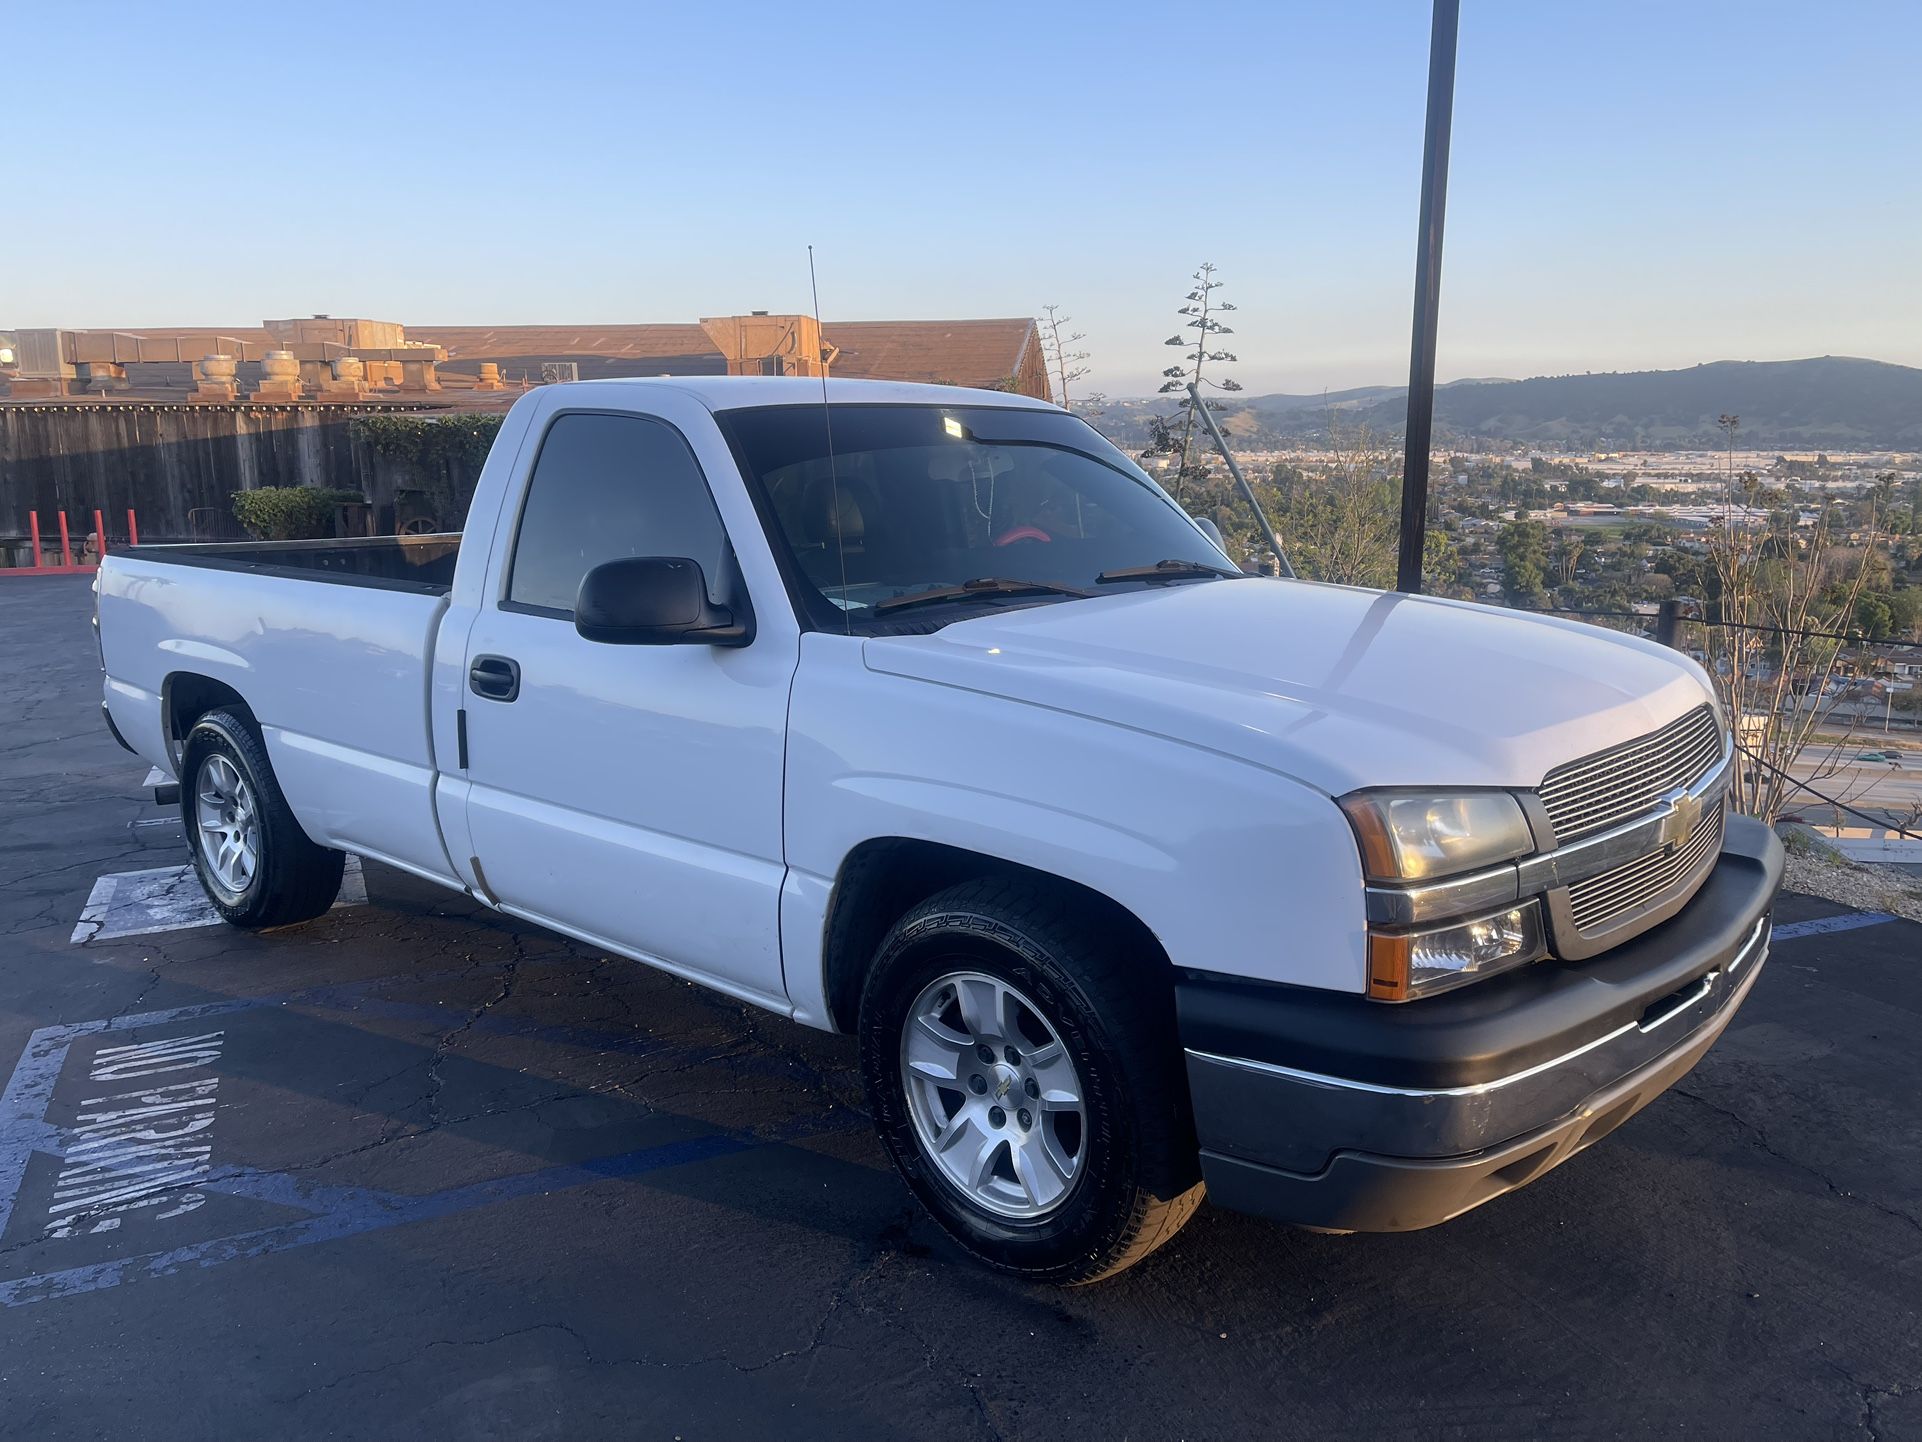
[1667,789,1702,849]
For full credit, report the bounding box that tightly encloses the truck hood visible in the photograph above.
[862,579,1716,797]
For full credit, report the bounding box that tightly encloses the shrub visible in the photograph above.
[232,487,365,541]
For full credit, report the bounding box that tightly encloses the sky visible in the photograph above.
[3,1,1918,397]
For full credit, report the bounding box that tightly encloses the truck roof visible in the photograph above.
[548,375,1062,412]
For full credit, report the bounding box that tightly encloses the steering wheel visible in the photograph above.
[992,525,1053,547]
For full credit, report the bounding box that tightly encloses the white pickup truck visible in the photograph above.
[96,377,1781,1282]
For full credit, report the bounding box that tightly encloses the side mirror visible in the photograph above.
[1193,514,1261,573]
[574,556,752,647]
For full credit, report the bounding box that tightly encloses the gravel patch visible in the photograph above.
[1780,830,1922,923]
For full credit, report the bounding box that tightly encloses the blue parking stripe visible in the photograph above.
[0,966,734,1242]
[0,968,862,1310]
[1773,912,1896,940]
[0,1132,757,1309]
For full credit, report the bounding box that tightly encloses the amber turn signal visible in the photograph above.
[1366,933,1413,1001]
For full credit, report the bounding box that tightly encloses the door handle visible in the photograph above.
[468,655,520,702]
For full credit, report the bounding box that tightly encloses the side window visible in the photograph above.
[507,412,729,615]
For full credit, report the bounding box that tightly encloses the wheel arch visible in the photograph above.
[820,837,1172,1034]
[162,671,253,754]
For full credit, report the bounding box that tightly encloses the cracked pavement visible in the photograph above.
[0,574,1916,1441]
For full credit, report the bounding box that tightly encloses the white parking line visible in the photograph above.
[1772,912,1895,940]
[71,857,367,945]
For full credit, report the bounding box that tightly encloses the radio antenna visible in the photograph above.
[808,245,851,634]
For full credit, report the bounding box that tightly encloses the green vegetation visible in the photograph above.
[1498,519,1551,606]
[350,413,503,473]
[1260,429,1398,589]
[230,487,365,541]
[349,414,505,526]
[1144,424,1920,644]
[1160,420,1477,598]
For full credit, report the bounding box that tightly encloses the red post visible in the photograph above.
[94,509,106,559]
[127,508,140,547]
[58,511,73,568]
[29,513,43,571]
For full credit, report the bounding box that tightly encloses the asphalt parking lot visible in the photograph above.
[2,573,1917,1441]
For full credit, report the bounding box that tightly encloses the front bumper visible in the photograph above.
[1181,813,1783,1232]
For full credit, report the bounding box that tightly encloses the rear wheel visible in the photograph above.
[859,878,1203,1284]
[181,708,345,928]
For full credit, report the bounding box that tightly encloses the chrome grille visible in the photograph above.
[1566,803,1724,933]
[1539,705,1723,843]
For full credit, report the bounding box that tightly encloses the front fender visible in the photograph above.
[780,634,1369,1028]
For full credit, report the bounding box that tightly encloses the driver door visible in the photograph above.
[454,404,798,1010]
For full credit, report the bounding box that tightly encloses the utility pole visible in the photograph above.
[1395,0,1461,594]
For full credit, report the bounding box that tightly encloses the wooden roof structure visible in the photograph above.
[16,314,1052,402]
[404,317,1047,396]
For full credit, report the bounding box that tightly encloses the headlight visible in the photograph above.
[1339,790,1532,881]
[1368,901,1546,1001]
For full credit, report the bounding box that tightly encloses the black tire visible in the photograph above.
[179,708,345,929]
[859,877,1204,1284]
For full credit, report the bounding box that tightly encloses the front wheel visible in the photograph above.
[181,708,345,928]
[859,878,1203,1284]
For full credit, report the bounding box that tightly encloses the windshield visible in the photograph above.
[717,403,1238,630]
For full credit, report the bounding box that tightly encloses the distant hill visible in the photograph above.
[1096,358,1921,450]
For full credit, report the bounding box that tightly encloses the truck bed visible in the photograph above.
[119,533,462,594]
[97,540,461,886]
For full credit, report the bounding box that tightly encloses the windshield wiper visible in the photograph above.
[1094,559,1241,585]
[872,577,1094,615]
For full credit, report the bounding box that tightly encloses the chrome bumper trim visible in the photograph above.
[1184,913,1768,1171]
[1191,913,1766,1102]
[1366,741,1733,927]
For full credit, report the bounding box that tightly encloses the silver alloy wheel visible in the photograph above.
[901,970,1087,1221]
[195,753,260,896]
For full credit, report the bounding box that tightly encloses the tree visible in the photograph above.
[1037,305,1090,410]
[1498,520,1551,605]
[1886,587,1921,642]
[1702,469,1896,822]
[1424,528,1471,598]
[1267,418,1399,587]
[1716,413,1740,508]
[1556,532,1586,590]
[1152,263,1243,500]
[1855,594,1895,641]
